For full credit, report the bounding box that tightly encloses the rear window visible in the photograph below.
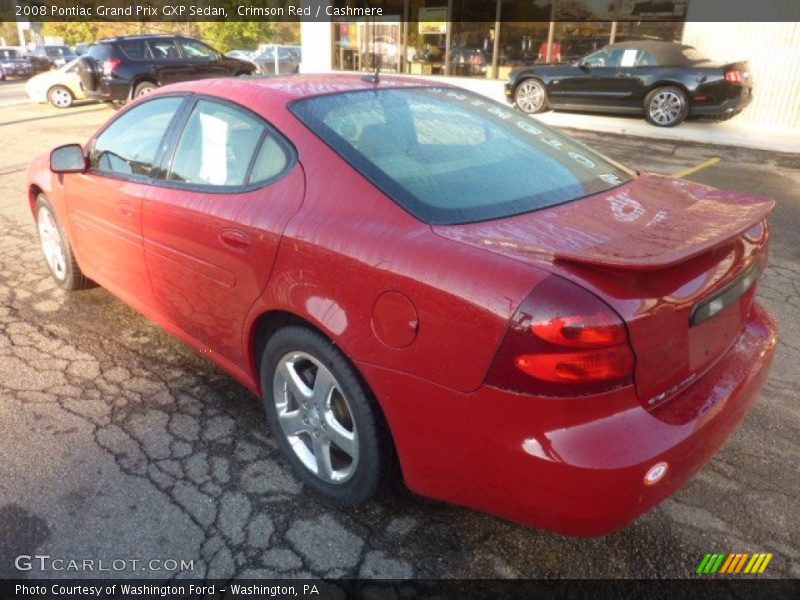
[290,88,634,224]
[0,49,19,59]
[86,44,111,60]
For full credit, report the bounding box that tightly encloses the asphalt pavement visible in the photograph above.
[0,81,29,107]
[0,100,798,580]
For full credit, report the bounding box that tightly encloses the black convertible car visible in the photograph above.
[505,41,753,126]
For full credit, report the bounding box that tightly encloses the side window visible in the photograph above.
[148,39,180,61]
[179,39,217,60]
[118,40,148,60]
[583,49,608,67]
[91,97,183,178]
[168,100,291,188]
[636,51,658,66]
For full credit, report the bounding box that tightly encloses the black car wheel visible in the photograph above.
[133,81,157,98]
[645,86,689,127]
[261,326,397,507]
[515,79,548,114]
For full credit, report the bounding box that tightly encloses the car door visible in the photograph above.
[142,97,304,365]
[612,48,660,109]
[147,38,191,85]
[552,47,627,107]
[176,38,230,79]
[65,95,186,306]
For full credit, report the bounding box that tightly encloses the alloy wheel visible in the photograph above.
[648,90,684,125]
[516,80,545,113]
[37,206,67,281]
[273,351,359,484]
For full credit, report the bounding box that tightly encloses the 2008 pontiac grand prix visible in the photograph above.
[27,74,777,535]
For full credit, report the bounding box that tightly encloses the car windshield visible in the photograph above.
[0,49,19,59]
[290,87,635,224]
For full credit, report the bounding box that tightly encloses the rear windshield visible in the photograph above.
[290,87,634,224]
[87,44,111,60]
[0,49,19,59]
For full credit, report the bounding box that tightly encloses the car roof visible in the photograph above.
[162,73,446,103]
[604,40,702,63]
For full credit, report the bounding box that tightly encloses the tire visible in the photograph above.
[261,326,397,507]
[34,194,93,291]
[47,85,74,108]
[133,81,156,98]
[514,78,548,114]
[645,86,689,127]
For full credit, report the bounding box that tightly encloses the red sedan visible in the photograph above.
[28,75,777,536]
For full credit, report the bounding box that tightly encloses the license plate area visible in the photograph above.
[690,261,760,327]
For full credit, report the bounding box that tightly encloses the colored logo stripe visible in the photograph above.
[697,553,773,574]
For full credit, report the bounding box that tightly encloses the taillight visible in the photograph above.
[103,58,121,76]
[725,70,743,84]
[486,275,635,396]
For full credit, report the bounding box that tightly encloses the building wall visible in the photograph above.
[682,21,800,129]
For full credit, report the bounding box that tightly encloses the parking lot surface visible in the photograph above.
[0,101,798,579]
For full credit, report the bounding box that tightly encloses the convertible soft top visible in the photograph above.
[605,40,707,66]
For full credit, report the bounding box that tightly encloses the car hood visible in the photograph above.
[432,173,774,271]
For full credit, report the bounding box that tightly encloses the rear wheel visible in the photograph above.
[35,194,93,291]
[47,85,74,108]
[133,81,156,98]
[515,78,548,114]
[645,86,688,127]
[261,326,396,507]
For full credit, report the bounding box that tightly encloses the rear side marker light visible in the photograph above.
[644,462,668,486]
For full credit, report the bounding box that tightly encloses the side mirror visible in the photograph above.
[50,144,87,174]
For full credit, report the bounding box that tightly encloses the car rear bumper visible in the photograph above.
[84,79,130,102]
[691,87,753,119]
[359,303,776,536]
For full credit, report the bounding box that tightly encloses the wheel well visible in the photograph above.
[47,84,72,96]
[131,78,158,96]
[647,82,691,102]
[28,185,43,215]
[514,76,545,95]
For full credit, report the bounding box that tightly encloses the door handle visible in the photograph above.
[219,229,251,252]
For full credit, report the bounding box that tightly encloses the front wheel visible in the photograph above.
[261,326,397,507]
[645,86,689,127]
[514,78,548,114]
[48,85,74,108]
[35,194,93,291]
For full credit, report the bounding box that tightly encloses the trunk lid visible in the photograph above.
[433,173,774,407]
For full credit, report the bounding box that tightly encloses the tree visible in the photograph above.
[197,22,277,52]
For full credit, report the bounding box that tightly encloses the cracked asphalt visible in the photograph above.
[0,100,798,580]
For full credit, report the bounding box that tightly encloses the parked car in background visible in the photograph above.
[0,47,33,80]
[253,45,301,75]
[449,47,487,76]
[73,43,91,56]
[31,45,78,68]
[29,74,777,535]
[25,58,87,108]
[506,41,753,126]
[77,35,256,103]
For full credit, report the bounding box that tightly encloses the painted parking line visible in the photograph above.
[672,156,722,178]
